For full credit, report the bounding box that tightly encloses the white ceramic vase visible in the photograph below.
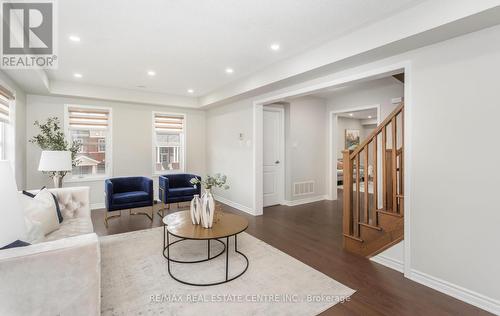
[190,194,202,225]
[201,189,215,228]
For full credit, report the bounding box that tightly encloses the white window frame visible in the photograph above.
[152,111,186,175]
[64,104,113,182]
[0,121,5,160]
[0,82,15,167]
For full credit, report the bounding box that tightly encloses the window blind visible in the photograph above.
[154,113,184,132]
[0,85,14,124]
[68,107,110,130]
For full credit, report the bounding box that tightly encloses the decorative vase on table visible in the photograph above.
[201,189,215,228]
[189,194,202,225]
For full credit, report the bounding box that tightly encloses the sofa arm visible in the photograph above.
[143,177,154,201]
[0,233,100,316]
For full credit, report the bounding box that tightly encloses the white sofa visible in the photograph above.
[0,187,100,316]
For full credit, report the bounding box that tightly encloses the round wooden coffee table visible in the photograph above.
[162,210,249,286]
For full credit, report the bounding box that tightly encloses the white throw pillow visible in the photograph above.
[23,216,45,244]
[19,189,61,236]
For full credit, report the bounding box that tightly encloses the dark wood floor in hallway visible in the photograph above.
[91,193,490,315]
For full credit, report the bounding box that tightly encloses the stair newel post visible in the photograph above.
[373,135,378,225]
[342,150,353,237]
[382,126,387,211]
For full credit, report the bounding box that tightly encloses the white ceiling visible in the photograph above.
[48,0,423,97]
[337,108,377,120]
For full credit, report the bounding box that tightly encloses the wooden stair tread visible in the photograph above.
[377,209,403,217]
[359,222,383,231]
[343,234,363,243]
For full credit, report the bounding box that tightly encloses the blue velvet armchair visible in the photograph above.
[104,177,154,227]
[158,174,201,217]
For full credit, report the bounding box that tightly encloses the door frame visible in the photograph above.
[328,104,381,201]
[263,106,285,207]
[253,60,413,277]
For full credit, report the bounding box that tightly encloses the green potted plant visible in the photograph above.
[29,117,81,186]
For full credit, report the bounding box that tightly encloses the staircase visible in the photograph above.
[342,103,404,257]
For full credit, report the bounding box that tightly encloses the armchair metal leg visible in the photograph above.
[157,202,168,218]
[130,207,154,221]
[104,210,121,228]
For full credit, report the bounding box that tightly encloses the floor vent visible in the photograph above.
[293,181,315,196]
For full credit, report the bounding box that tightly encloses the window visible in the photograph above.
[153,112,185,173]
[66,106,112,179]
[0,85,14,161]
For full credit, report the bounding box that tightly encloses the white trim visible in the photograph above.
[262,106,285,207]
[151,111,187,175]
[91,202,105,210]
[213,194,254,215]
[329,104,381,201]
[63,104,113,181]
[253,60,413,279]
[408,269,500,315]
[370,255,404,273]
[281,195,328,207]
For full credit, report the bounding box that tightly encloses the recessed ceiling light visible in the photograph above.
[69,35,80,42]
[136,85,146,88]
[368,115,372,119]
[270,43,280,51]
[187,89,194,94]
[349,113,354,117]
[73,73,82,78]
[225,68,234,74]
[147,70,156,76]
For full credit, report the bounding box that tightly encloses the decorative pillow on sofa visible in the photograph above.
[19,189,61,236]
[23,188,63,223]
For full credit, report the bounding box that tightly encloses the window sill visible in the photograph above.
[64,175,109,183]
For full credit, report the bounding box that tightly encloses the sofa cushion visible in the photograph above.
[112,191,149,204]
[44,217,94,242]
[168,187,198,197]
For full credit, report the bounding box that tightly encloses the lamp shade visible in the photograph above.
[0,161,27,248]
[38,151,72,172]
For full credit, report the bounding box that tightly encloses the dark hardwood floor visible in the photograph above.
[91,192,490,316]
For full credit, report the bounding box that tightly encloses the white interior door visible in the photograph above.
[263,108,284,207]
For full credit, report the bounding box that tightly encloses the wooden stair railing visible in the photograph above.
[343,103,404,256]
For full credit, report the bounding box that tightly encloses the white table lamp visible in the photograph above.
[38,150,72,188]
[0,161,27,248]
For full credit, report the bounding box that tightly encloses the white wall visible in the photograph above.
[205,99,254,209]
[326,77,403,119]
[205,24,500,311]
[283,96,327,201]
[0,70,26,189]
[25,95,206,206]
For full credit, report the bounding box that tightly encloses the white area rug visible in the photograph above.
[100,227,354,315]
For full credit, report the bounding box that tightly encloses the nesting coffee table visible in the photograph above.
[162,210,249,286]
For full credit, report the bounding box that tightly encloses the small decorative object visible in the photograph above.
[345,129,360,150]
[200,189,215,228]
[189,194,202,225]
[29,117,81,187]
[190,174,230,229]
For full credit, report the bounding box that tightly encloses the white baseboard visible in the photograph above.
[282,195,328,207]
[408,269,500,315]
[213,195,255,216]
[91,202,105,210]
[370,255,404,273]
